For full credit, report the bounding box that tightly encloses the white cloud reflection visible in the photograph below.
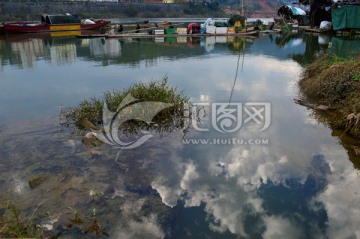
[148,54,360,238]
[262,216,303,239]
[114,214,165,239]
[3,37,358,238]
[314,145,360,239]
[151,138,358,238]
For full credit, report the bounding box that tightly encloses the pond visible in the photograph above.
[1,30,360,238]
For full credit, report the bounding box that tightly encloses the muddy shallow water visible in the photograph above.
[1,31,360,238]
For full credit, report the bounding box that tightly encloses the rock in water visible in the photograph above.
[29,175,49,189]
[82,132,102,148]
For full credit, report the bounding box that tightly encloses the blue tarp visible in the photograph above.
[287,5,306,16]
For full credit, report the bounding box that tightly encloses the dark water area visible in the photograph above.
[1,29,360,238]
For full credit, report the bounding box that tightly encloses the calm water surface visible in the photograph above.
[1,31,360,238]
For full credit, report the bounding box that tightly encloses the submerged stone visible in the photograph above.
[90,149,101,157]
[29,175,49,189]
[82,132,102,148]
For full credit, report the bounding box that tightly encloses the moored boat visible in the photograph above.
[2,14,110,34]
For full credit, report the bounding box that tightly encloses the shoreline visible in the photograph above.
[298,54,360,140]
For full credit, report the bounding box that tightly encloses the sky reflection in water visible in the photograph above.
[0,32,360,238]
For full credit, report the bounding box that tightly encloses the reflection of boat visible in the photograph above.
[1,14,110,34]
[0,30,101,41]
[260,29,282,34]
[76,34,106,39]
[106,30,259,39]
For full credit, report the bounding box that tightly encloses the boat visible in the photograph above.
[1,14,110,34]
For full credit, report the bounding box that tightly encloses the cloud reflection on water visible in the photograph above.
[147,54,360,238]
[1,34,360,238]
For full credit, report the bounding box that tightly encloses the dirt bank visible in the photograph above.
[299,54,360,139]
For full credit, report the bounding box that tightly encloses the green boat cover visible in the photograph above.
[332,5,360,30]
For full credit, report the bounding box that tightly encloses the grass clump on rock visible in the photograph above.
[60,77,190,136]
[299,54,360,138]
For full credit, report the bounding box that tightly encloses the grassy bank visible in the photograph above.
[299,54,360,139]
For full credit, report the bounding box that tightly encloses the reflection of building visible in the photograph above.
[0,41,3,72]
[6,39,78,68]
[49,44,77,65]
[10,39,47,68]
[2,36,253,69]
[327,37,360,58]
[144,0,175,2]
[87,38,121,57]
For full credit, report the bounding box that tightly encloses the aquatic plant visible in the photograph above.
[60,76,191,137]
[0,200,47,238]
[66,207,108,237]
[0,201,110,238]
